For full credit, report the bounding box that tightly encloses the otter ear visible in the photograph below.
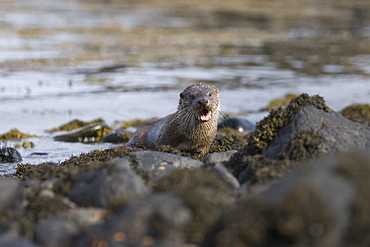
[180,92,184,98]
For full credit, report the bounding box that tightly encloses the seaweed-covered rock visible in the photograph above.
[149,168,232,244]
[0,129,37,141]
[210,133,247,153]
[205,152,370,247]
[228,94,370,184]
[53,122,110,143]
[341,103,370,125]
[68,165,148,209]
[77,193,190,247]
[0,147,22,163]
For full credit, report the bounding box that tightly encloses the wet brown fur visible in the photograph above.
[127,83,220,160]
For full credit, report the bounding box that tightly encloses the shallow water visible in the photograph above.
[1,0,370,174]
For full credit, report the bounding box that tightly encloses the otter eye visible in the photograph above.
[208,93,212,97]
[190,95,195,100]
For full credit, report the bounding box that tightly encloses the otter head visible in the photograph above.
[178,83,220,122]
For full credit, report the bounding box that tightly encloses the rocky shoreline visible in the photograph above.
[0,94,369,246]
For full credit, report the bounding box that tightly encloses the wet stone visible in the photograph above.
[203,150,238,165]
[101,128,133,143]
[218,116,255,132]
[77,193,190,247]
[0,147,22,163]
[68,166,148,209]
[112,151,204,172]
[53,122,110,143]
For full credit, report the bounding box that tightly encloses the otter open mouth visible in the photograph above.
[199,108,211,122]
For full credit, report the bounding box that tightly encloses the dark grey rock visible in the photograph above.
[112,151,203,172]
[54,122,110,143]
[218,116,255,132]
[0,178,19,212]
[265,105,370,159]
[33,219,80,247]
[203,150,238,165]
[102,128,134,143]
[0,147,22,163]
[68,166,148,208]
[77,193,190,247]
[209,163,240,189]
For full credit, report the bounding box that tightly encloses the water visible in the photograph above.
[1,0,370,174]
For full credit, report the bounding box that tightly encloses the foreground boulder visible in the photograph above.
[77,193,190,247]
[205,151,370,247]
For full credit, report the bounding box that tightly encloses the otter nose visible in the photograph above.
[198,98,209,106]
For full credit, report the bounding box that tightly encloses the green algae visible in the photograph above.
[280,130,325,161]
[46,118,105,133]
[14,142,35,149]
[341,104,370,125]
[209,132,248,153]
[0,129,38,141]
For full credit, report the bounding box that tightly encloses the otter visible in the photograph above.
[126,83,220,160]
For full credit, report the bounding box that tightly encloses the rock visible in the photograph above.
[101,128,134,143]
[53,122,110,143]
[205,152,370,247]
[0,233,40,247]
[149,168,232,244]
[0,147,22,163]
[77,193,190,247]
[112,151,203,172]
[33,219,80,247]
[218,116,255,132]
[0,178,19,211]
[59,207,107,231]
[203,150,238,165]
[68,166,148,209]
[148,164,178,181]
[209,163,240,189]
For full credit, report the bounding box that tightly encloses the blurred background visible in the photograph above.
[1,0,370,167]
